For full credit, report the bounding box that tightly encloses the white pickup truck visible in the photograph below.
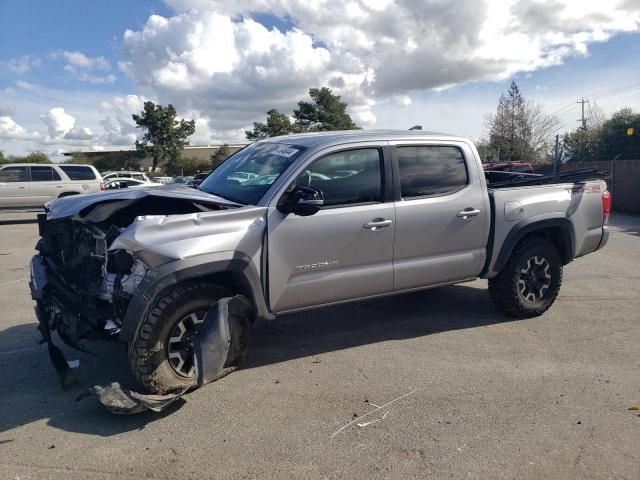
[30,130,611,394]
[0,163,103,208]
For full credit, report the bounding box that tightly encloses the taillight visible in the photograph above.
[602,190,611,225]
[100,182,106,191]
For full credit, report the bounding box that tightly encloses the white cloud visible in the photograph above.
[64,127,94,140]
[112,0,640,135]
[0,116,41,140]
[62,51,110,71]
[119,12,335,131]
[57,50,116,84]
[6,55,42,74]
[78,73,117,84]
[40,107,76,137]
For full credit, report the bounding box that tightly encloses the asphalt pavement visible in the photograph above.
[0,210,638,479]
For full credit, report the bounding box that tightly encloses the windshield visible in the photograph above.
[199,142,306,204]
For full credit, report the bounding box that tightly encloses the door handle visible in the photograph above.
[363,218,393,231]
[17,186,26,189]
[56,185,63,188]
[456,208,481,219]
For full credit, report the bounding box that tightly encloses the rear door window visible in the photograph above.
[59,165,96,180]
[0,166,28,182]
[396,146,468,198]
[31,166,62,181]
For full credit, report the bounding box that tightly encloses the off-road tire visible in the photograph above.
[128,281,250,394]
[488,236,563,318]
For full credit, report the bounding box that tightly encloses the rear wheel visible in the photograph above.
[128,281,251,394]
[488,236,563,318]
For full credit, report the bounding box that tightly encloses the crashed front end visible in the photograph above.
[31,216,147,345]
[28,187,248,388]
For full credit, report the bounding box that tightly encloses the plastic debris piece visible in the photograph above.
[628,404,640,411]
[77,382,188,415]
[357,411,389,428]
[67,360,80,369]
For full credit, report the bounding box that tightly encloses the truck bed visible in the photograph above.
[483,179,608,279]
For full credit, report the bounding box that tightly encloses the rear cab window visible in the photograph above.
[59,165,96,180]
[396,145,468,198]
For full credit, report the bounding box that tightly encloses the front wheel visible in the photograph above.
[128,281,250,394]
[488,237,563,318]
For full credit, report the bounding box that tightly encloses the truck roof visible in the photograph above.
[263,129,467,148]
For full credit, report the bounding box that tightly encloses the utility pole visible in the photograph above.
[553,134,560,176]
[577,97,589,162]
[577,97,589,130]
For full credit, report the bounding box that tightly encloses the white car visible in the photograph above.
[0,163,104,209]
[104,178,163,189]
[102,171,151,182]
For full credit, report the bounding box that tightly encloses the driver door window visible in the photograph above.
[293,148,383,207]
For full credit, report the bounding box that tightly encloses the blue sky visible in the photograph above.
[0,0,639,157]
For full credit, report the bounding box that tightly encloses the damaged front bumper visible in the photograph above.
[30,254,115,389]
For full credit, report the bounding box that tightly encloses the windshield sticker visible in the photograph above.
[272,146,299,157]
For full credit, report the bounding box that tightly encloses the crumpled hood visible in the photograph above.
[45,185,240,221]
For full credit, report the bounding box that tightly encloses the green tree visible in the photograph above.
[245,109,299,140]
[485,81,560,162]
[165,156,210,176]
[210,144,231,169]
[8,151,51,164]
[0,150,6,165]
[562,107,640,162]
[475,138,499,163]
[600,108,640,160]
[294,87,358,131]
[64,151,90,164]
[561,103,606,162]
[132,101,196,172]
[92,152,142,172]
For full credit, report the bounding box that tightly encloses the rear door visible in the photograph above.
[391,141,490,290]
[29,165,65,205]
[0,166,30,207]
[267,144,395,312]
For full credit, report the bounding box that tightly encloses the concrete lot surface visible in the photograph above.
[0,211,638,479]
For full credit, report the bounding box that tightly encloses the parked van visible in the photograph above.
[0,163,104,208]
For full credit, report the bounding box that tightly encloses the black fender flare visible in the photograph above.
[492,217,575,275]
[118,253,273,343]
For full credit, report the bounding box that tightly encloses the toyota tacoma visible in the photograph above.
[30,130,611,394]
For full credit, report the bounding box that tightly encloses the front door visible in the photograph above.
[267,146,395,312]
[0,166,30,207]
[391,142,490,290]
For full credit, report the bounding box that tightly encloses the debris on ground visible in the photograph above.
[77,382,189,415]
[357,411,389,428]
[330,388,418,439]
[628,404,640,411]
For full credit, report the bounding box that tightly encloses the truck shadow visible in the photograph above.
[0,283,522,437]
[246,283,506,369]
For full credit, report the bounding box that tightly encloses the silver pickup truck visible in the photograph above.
[30,131,610,394]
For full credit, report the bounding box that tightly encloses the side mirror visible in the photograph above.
[278,186,324,216]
